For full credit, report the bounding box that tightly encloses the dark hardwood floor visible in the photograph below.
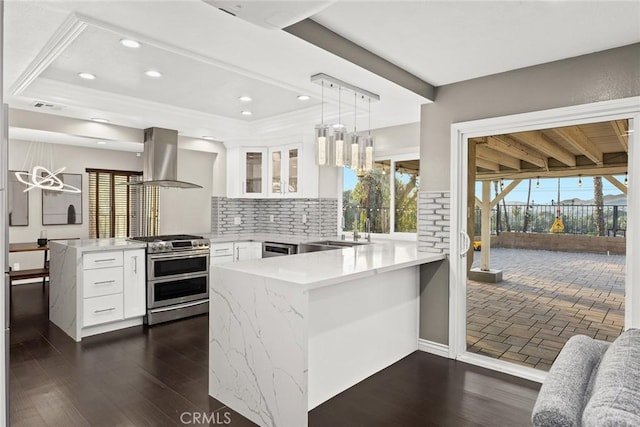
[9,283,540,426]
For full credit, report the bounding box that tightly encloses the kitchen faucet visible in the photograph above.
[353,219,359,242]
[365,218,371,242]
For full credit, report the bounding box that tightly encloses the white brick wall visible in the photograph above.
[418,191,451,254]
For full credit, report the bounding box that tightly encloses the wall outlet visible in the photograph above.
[270,215,274,222]
[12,263,20,271]
[302,214,307,224]
[234,216,241,225]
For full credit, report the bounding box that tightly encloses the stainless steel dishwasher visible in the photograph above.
[261,242,298,257]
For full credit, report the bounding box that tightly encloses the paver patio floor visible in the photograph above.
[467,247,625,371]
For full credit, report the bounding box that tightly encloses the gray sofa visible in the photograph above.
[532,328,640,426]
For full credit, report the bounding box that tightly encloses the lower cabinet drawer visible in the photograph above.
[83,294,124,327]
[211,255,234,265]
[83,267,124,298]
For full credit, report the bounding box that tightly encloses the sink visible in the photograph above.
[299,240,369,253]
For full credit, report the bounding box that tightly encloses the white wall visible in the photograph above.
[8,140,143,271]
[159,147,216,235]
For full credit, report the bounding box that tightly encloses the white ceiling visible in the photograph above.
[4,0,639,149]
[313,1,640,86]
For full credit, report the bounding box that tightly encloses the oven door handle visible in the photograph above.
[148,250,210,261]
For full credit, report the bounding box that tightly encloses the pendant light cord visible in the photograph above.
[353,92,357,133]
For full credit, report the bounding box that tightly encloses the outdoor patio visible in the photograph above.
[467,247,625,371]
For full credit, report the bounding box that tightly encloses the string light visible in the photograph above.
[536,177,540,188]
[624,172,628,186]
[578,175,582,187]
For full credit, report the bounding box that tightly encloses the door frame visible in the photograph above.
[449,97,640,383]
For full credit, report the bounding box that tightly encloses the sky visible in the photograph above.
[475,175,628,204]
[344,168,628,204]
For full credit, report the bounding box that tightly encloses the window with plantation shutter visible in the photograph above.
[86,169,159,238]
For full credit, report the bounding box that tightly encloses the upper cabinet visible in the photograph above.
[227,143,306,198]
[268,143,302,197]
[242,148,266,197]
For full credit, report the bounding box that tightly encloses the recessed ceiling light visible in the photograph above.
[239,96,252,102]
[91,118,110,123]
[144,70,162,78]
[241,110,252,116]
[202,136,216,141]
[297,95,310,101]
[78,72,96,80]
[120,39,141,48]
[96,141,107,145]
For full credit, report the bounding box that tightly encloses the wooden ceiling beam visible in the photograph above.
[476,145,521,170]
[549,126,603,165]
[603,175,628,195]
[476,164,627,181]
[611,120,629,152]
[486,135,547,168]
[511,131,577,167]
[476,158,500,171]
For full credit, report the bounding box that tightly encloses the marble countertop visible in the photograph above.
[214,240,445,290]
[48,238,147,252]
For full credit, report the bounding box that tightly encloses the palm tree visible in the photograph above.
[593,176,605,236]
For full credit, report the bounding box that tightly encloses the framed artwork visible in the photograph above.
[42,173,83,225]
[8,170,29,226]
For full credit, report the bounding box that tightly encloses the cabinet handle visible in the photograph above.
[94,307,116,314]
[214,249,228,252]
[236,246,239,261]
[133,256,137,274]
[94,280,115,285]
[242,180,245,195]
[94,258,116,263]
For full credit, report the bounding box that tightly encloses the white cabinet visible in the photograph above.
[210,242,235,266]
[238,148,267,197]
[268,144,302,197]
[227,144,306,198]
[123,249,146,318]
[235,241,262,261]
[81,248,145,329]
[210,241,262,265]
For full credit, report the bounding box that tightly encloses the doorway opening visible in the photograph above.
[450,98,639,381]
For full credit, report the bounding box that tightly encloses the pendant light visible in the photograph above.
[349,92,359,170]
[310,73,379,169]
[334,86,347,167]
[363,97,374,171]
[315,81,329,166]
[624,172,628,186]
[578,175,582,187]
[14,141,81,193]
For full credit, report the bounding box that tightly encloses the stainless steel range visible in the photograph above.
[129,234,210,325]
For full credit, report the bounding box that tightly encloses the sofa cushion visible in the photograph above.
[582,328,640,427]
[532,335,609,427]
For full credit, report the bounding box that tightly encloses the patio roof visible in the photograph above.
[470,119,629,181]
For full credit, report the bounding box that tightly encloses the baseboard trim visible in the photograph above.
[417,338,450,358]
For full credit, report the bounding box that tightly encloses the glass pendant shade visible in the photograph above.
[350,134,361,170]
[363,135,375,171]
[334,126,347,167]
[315,125,329,166]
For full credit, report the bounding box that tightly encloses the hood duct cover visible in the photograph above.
[129,127,202,189]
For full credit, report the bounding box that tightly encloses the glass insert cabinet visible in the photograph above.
[234,144,302,198]
[268,144,301,197]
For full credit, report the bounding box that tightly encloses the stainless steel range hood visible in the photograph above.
[129,127,202,189]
